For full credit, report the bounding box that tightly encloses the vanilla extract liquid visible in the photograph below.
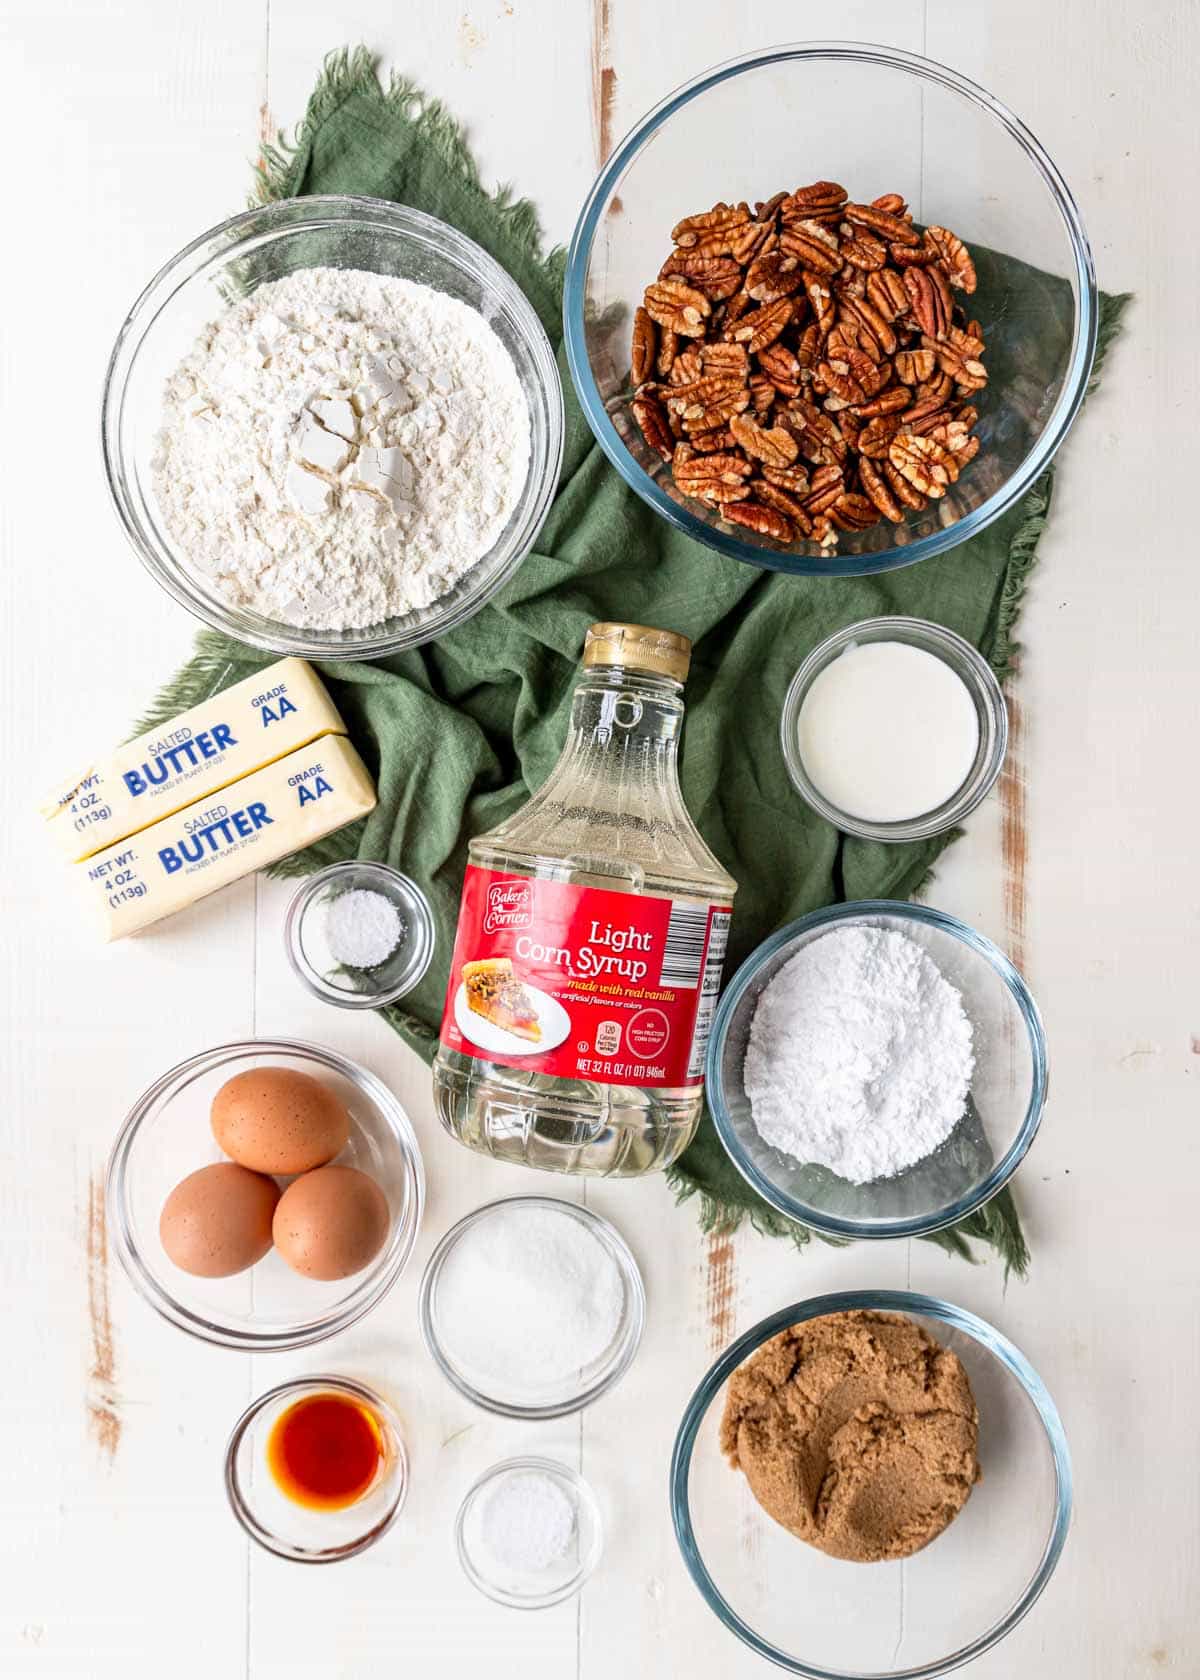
[433,623,737,1178]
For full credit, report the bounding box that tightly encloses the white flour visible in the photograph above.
[744,925,974,1184]
[152,267,530,631]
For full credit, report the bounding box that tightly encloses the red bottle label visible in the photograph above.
[439,866,732,1089]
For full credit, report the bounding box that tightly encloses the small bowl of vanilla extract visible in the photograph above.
[224,1375,408,1562]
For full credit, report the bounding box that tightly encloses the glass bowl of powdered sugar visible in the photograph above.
[706,900,1047,1240]
[102,196,563,658]
[284,861,435,1009]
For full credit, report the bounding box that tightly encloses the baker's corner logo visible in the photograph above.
[484,880,532,933]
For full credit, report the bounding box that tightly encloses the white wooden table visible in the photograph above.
[1,2,1192,1675]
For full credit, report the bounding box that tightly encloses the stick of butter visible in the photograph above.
[43,657,346,862]
[75,735,377,941]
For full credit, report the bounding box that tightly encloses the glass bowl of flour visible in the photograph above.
[706,901,1047,1240]
[103,196,564,657]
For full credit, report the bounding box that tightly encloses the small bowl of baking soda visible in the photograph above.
[285,861,435,1010]
[455,1457,604,1608]
[706,901,1047,1241]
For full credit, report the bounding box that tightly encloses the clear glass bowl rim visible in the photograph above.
[106,1036,426,1351]
[563,40,1098,578]
[454,1453,605,1608]
[224,1373,409,1563]
[102,194,565,658]
[670,1288,1072,1680]
[705,899,1048,1239]
[284,860,437,1009]
[779,617,1010,841]
[418,1194,646,1419]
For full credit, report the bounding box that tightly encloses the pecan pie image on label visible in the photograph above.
[461,957,543,1042]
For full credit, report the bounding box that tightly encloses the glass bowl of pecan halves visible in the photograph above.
[564,43,1097,577]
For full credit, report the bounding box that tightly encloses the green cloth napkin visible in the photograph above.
[137,48,1130,1275]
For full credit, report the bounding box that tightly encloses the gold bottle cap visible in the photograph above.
[583,622,692,681]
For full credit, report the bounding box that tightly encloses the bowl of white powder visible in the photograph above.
[103,196,563,657]
[705,901,1047,1240]
[419,1196,645,1419]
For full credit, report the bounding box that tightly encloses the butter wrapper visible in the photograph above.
[43,657,346,862]
[75,735,376,941]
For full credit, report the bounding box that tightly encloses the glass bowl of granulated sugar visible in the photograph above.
[706,900,1047,1240]
[103,196,564,658]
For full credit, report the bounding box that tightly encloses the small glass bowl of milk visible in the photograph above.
[781,618,1008,841]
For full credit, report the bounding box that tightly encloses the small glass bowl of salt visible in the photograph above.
[284,861,435,1009]
[456,1457,604,1609]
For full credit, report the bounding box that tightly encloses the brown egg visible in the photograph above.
[272,1166,391,1281]
[159,1163,280,1278]
[211,1067,350,1175]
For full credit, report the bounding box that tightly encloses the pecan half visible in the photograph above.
[838,222,888,271]
[884,460,927,510]
[721,499,793,542]
[902,264,951,339]
[689,426,737,454]
[752,477,812,534]
[838,291,897,358]
[831,492,880,532]
[669,346,703,385]
[656,327,681,378]
[865,267,908,322]
[843,202,920,245]
[631,308,657,385]
[731,221,775,264]
[761,462,812,495]
[745,251,803,302]
[748,373,776,413]
[850,384,909,420]
[781,180,847,218]
[780,220,842,279]
[665,371,743,411]
[858,413,904,458]
[644,277,711,336]
[888,432,958,498]
[757,342,803,397]
[871,192,907,216]
[859,454,904,520]
[786,399,847,467]
[889,242,935,268]
[925,225,977,292]
[659,252,744,301]
[930,325,987,391]
[727,297,794,353]
[700,341,750,377]
[895,347,936,385]
[674,449,752,504]
[802,272,836,337]
[795,321,825,373]
[818,348,887,408]
[730,412,800,468]
[631,390,673,461]
[836,411,863,451]
[671,202,750,247]
[755,190,790,222]
[802,463,845,515]
[681,388,751,434]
